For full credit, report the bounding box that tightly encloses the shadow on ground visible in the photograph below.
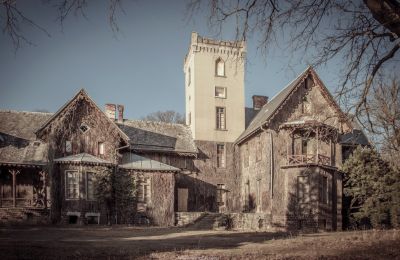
[0,226,291,259]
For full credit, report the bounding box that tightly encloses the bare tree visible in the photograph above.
[364,78,400,167]
[1,0,123,51]
[142,110,185,124]
[187,0,400,119]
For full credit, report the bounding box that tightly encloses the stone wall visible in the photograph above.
[175,140,241,213]
[225,213,272,231]
[175,212,205,226]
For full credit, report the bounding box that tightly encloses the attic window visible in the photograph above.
[80,123,90,133]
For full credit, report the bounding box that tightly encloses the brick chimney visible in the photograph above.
[117,104,124,122]
[105,104,116,120]
[252,95,268,110]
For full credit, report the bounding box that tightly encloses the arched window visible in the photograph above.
[215,58,225,76]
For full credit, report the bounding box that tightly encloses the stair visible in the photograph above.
[189,213,222,230]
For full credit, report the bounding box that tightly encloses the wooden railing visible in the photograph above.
[287,154,333,167]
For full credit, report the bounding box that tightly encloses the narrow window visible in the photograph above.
[188,112,191,125]
[86,172,95,200]
[188,67,191,86]
[216,107,226,130]
[66,171,79,199]
[217,144,226,168]
[65,140,72,153]
[215,87,226,98]
[301,96,311,114]
[143,178,151,203]
[216,58,225,76]
[98,142,105,155]
[217,184,226,205]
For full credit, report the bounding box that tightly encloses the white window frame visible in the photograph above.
[65,170,80,200]
[215,86,227,98]
[98,142,105,155]
[216,58,225,77]
[216,107,226,130]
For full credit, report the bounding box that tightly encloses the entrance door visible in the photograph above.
[178,188,188,212]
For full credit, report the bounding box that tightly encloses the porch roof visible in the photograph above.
[119,153,180,172]
[54,153,114,166]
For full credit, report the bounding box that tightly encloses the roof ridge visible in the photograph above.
[0,109,53,115]
[120,119,188,128]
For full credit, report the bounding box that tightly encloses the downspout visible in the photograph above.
[114,143,131,224]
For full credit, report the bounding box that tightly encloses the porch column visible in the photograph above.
[9,169,20,208]
[39,171,48,209]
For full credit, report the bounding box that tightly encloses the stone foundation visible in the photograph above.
[0,207,49,225]
[221,213,272,230]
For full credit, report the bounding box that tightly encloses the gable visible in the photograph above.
[35,89,129,143]
[236,67,352,144]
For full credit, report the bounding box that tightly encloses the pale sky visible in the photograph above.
[0,0,342,119]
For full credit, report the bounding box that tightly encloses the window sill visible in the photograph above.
[215,75,227,78]
[215,96,227,99]
[215,128,228,131]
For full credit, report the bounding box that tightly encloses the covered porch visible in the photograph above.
[0,162,49,209]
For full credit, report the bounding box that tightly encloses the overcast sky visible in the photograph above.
[0,0,342,119]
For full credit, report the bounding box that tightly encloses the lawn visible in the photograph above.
[0,226,398,259]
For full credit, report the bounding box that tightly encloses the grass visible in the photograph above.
[0,226,398,259]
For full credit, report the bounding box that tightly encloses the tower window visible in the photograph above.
[188,67,191,86]
[188,112,191,125]
[216,107,226,130]
[217,144,226,168]
[215,58,225,77]
[215,87,226,98]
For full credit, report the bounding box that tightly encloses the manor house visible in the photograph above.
[0,32,367,231]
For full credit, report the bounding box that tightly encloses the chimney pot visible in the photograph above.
[117,104,124,122]
[252,95,268,110]
[105,104,116,120]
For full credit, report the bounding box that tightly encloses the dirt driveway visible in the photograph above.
[0,226,399,259]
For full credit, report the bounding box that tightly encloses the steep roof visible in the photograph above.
[236,67,310,144]
[0,110,51,165]
[117,120,197,155]
[0,110,52,140]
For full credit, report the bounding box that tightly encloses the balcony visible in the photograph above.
[285,154,335,168]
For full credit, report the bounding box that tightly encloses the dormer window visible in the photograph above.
[216,58,225,77]
[80,123,90,133]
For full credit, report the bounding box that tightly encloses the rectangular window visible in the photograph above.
[216,107,226,130]
[188,112,191,125]
[98,142,105,155]
[297,176,309,203]
[86,172,95,200]
[215,87,226,98]
[319,176,328,204]
[65,140,72,153]
[188,67,191,86]
[138,178,151,204]
[217,184,226,205]
[66,171,79,199]
[217,144,226,168]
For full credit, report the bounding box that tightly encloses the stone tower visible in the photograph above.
[184,32,246,142]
